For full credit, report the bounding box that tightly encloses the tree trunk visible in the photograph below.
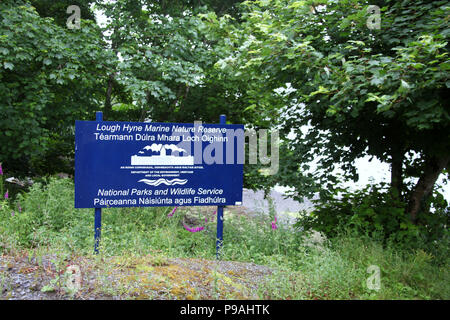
[104,73,115,119]
[104,25,119,121]
[407,154,450,224]
[390,150,404,200]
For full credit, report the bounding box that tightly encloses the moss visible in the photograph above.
[135,264,154,273]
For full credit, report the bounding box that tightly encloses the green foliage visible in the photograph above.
[0,1,109,175]
[0,178,76,246]
[0,177,290,258]
[96,0,266,128]
[0,0,277,189]
[297,183,449,246]
[205,0,450,231]
[260,232,449,300]
[0,178,448,299]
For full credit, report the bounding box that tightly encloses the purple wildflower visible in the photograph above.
[271,215,278,230]
[0,163,3,175]
[183,223,205,233]
[18,202,22,213]
[4,190,8,200]
[168,206,178,217]
[11,211,14,217]
[204,208,218,223]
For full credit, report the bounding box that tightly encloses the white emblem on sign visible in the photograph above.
[131,144,194,166]
[138,178,188,186]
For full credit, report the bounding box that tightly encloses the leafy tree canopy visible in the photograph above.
[0,0,110,174]
[207,0,449,223]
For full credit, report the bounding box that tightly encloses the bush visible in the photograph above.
[258,231,449,300]
[0,177,78,246]
[296,183,449,248]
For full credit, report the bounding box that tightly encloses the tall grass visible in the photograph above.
[0,177,448,299]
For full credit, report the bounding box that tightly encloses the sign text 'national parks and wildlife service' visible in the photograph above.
[75,121,244,208]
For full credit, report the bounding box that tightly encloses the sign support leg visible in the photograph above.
[94,208,102,254]
[216,114,226,259]
[94,111,103,254]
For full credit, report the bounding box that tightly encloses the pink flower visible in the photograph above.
[168,206,178,217]
[183,222,205,233]
[271,215,278,230]
[4,190,8,199]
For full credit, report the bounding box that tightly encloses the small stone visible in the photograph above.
[30,282,40,291]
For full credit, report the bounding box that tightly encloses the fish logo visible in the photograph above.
[138,178,188,186]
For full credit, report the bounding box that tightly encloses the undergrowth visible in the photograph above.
[0,177,448,299]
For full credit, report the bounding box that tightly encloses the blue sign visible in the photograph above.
[75,120,244,208]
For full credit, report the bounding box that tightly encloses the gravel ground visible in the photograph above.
[0,254,65,300]
[0,253,273,300]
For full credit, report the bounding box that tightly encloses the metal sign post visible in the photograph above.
[94,111,103,254]
[216,114,226,259]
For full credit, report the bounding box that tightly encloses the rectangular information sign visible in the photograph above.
[75,121,244,208]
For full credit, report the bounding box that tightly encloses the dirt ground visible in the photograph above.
[0,250,273,300]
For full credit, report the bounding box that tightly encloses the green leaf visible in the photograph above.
[439,62,450,71]
[3,62,14,70]
[398,79,410,93]
[310,86,330,96]
[370,76,384,86]
[41,285,55,292]
[289,1,306,9]
[244,104,257,112]
[0,47,9,55]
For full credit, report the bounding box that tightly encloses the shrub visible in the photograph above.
[296,183,449,247]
